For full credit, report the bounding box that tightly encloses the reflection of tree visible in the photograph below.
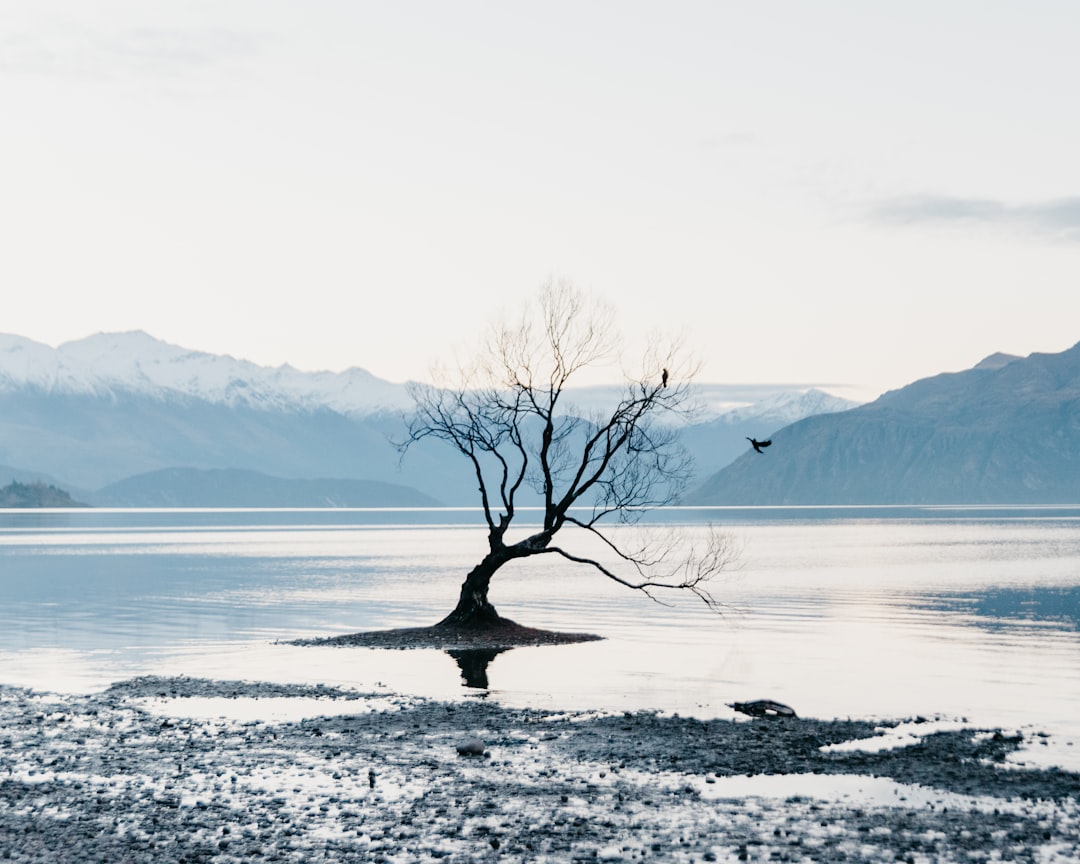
[447,648,510,689]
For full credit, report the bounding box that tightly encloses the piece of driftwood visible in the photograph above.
[728,699,798,719]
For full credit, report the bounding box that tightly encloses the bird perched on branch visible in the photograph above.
[661,368,669,387]
[746,437,771,454]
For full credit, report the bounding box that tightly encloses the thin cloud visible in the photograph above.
[701,131,761,151]
[113,28,258,73]
[870,195,1080,241]
[0,25,258,81]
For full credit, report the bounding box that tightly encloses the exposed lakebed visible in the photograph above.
[3,676,1078,863]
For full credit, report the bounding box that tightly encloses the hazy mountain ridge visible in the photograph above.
[688,343,1080,504]
[0,389,393,489]
[677,388,857,481]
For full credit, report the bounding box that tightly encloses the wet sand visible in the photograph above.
[3,676,1078,862]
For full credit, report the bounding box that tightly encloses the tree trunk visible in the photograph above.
[437,553,507,628]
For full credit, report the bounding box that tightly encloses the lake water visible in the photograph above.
[2,506,1079,761]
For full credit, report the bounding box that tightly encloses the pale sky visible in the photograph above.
[3,1,1079,401]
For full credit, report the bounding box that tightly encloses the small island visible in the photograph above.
[0,480,87,508]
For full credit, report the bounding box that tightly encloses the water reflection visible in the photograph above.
[3,508,1080,737]
[446,648,510,690]
[916,585,1080,632]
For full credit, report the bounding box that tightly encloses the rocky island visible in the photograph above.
[0,480,86,508]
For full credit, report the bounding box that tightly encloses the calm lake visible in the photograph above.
[2,506,1079,758]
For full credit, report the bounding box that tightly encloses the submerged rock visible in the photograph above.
[728,699,798,719]
[456,737,487,756]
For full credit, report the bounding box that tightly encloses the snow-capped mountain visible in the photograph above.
[0,331,412,415]
[714,387,856,427]
[0,331,859,422]
[562,382,858,425]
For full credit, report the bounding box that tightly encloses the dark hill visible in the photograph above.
[94,467,441,508]
[686,343,1080,504]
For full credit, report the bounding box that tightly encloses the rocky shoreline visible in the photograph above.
[286,620,606,650]
[3,676,1078,862]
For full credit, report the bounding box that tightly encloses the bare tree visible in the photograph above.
[401,281,736,631]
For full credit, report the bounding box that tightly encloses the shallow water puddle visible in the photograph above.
[695,772,987,809]
[819,716,1080,774]
[136,694,410,722]
[819,718,972,753]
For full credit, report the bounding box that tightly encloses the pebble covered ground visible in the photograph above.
[2,676,1078,863]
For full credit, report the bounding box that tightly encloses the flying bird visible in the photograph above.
[661,368,669,387]
[746,437,771,454]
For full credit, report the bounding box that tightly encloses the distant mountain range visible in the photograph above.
[22,330,1080,507]
[0,331,853,506]
[688,342,1080,504]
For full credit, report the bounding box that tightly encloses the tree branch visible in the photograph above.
[397,279,738,617]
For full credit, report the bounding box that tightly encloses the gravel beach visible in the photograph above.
[3,675,1078,863]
